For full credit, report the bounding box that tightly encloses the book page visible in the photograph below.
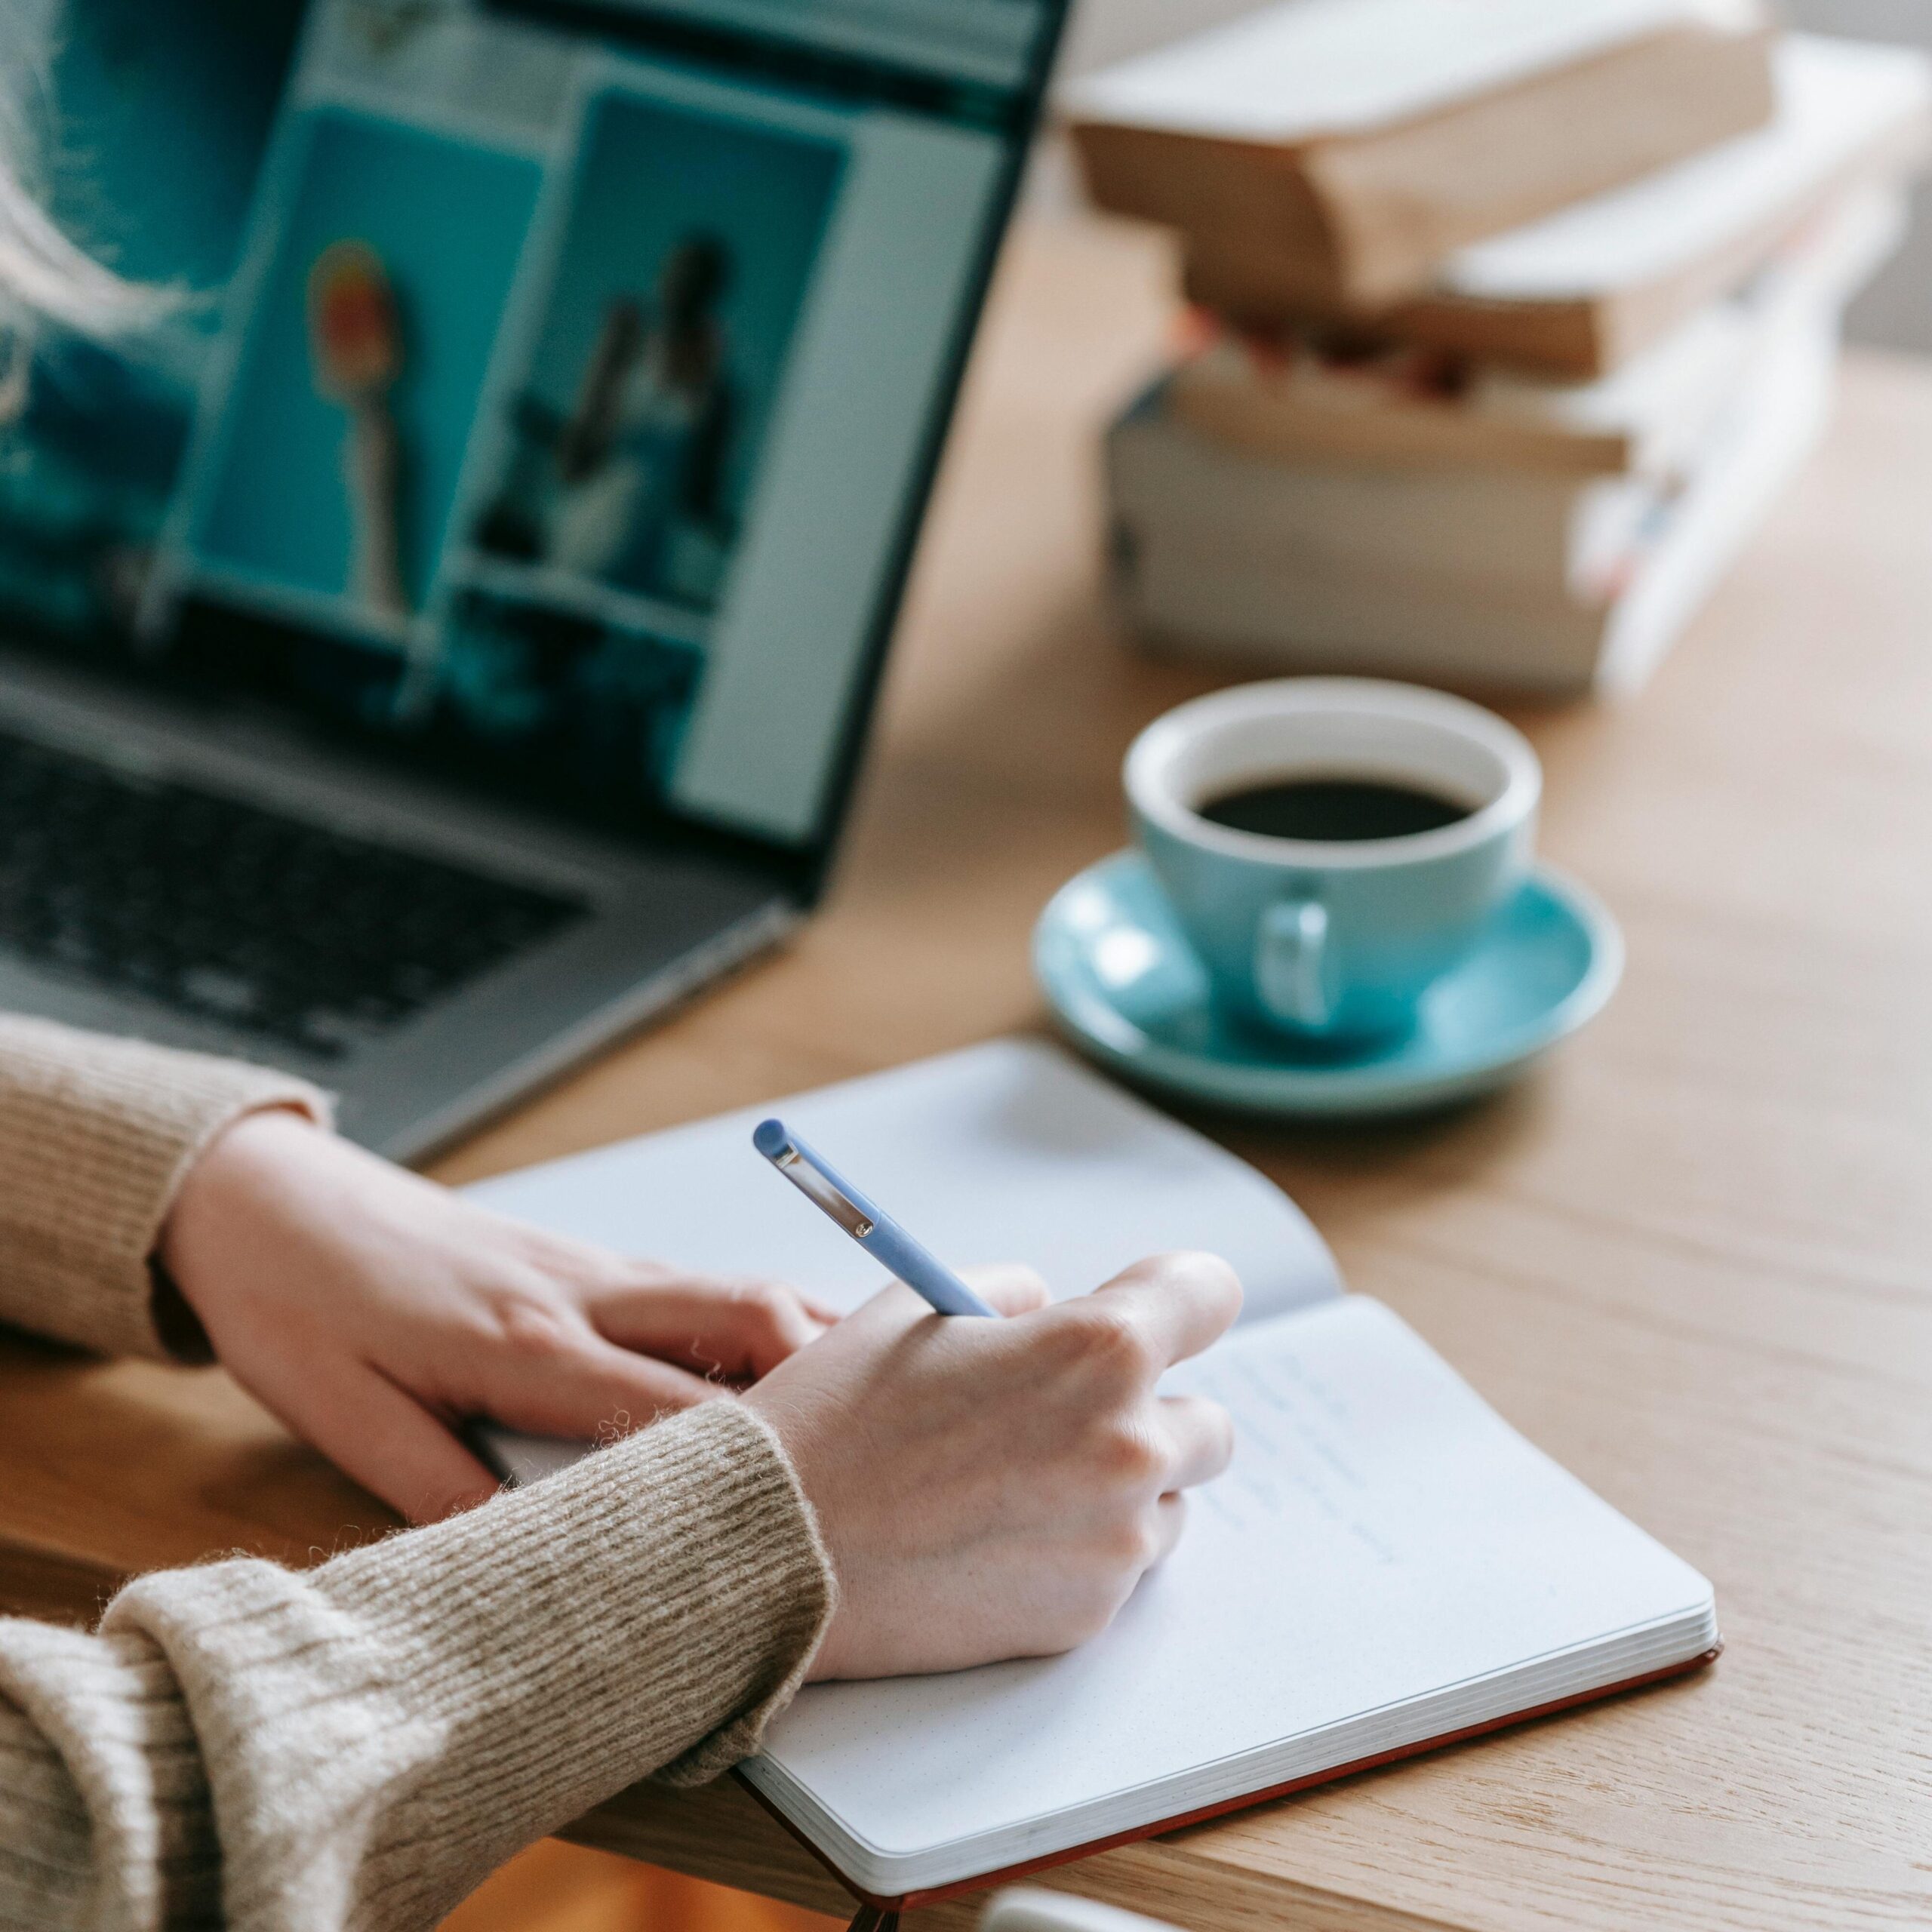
[1061,0,1731,143]
[1444,35,1931,298]
[746,1297,1714,1879]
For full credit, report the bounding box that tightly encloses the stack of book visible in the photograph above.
[1068,4,1932,694]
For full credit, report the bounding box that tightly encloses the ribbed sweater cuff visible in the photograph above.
[0,1016,330,1360]
[106,1400,833,1931]
[0,1617,222,1930]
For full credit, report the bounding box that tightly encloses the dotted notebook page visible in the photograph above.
[746,1297,1714,1873]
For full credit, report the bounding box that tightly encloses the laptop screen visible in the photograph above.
[2,0,1063,863]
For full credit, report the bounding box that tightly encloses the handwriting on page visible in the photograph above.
[1181,1348,1401,1567]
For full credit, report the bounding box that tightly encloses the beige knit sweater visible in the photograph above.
[0,1017,835,1932]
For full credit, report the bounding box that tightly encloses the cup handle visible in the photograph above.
[1254,897,1331,1029]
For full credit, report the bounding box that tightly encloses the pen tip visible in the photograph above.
[752,1118,791,1159]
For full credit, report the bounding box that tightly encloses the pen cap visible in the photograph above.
[755,1118,878,1238]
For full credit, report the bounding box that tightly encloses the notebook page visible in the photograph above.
[745,1297,1714,1879]
[467,1038,1339,1321]
[469,1039,1339,1487]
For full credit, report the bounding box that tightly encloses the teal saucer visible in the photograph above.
[1033,851,1623,1118]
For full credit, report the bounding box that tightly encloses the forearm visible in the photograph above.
[0,1016,328,1359]
[0,1401,831,1932]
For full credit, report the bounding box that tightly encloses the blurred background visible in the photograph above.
[1049,0,1932,351]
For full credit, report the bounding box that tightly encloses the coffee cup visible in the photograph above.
[1124,678,1540,1044]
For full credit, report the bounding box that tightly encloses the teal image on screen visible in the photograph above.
[188,108,543,629]
[472,83,844,611]
[532,85,841,523]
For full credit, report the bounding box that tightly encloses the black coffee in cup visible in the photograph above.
[1198,776,1472,843]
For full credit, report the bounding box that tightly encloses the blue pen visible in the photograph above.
[752,1118,1001,1317]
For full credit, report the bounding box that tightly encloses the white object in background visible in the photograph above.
[983,1888,1180,1932]
[1115,319,1838,694]
[1109,183,1903,694]
[1060,0,1755,143]
[1444,33,1932,300]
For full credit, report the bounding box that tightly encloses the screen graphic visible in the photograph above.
[2,0,1054,847]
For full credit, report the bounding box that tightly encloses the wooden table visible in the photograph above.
[4,214,1930,1932]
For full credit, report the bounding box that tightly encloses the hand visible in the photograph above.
[745,1251,1241,1680]
[159,1109,835,1524]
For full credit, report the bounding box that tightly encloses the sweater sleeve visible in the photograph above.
[0,1398,834,1932]
[0,1016,331,1361]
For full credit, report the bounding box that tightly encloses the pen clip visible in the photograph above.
[771,1140,876,1238]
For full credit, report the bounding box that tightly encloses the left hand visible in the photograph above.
[158,1109,836,1523]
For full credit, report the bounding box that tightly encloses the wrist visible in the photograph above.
[158,1106,328,1324]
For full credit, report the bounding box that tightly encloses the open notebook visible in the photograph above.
[469,1039,1718,1907]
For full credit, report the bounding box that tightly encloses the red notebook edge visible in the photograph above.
[734,1641,1723,1915]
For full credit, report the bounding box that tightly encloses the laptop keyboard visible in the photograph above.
[0,727,591,1060]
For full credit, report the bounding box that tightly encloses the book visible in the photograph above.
[1183,33,1932,377]
[1111,389,1660,602]
[1065,0,1775,309]
[1112,315,1833,697]
[468,1038,1718,1909]
[1106,185,1898,695]
[1164,291,1767,479]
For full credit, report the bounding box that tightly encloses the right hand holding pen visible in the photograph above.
[745,1251,1241,1681]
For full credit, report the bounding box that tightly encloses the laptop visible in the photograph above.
[0,0,1068,1157]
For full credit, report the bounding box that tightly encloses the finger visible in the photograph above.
[1157,1394,1235,1491]
[1147,1491,1188,1568]
[838,1275,1010,1336]
[838,1278,928,1333]
[1081,1251,1244,1369]
[960,1263,1051,1317]
[288,1365,502,1524]
[838,1267,1047,1327]
[588,1277,829,1380]
[478,1331,728,1440]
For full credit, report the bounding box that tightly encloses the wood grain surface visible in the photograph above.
[2,214,1928,1932]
